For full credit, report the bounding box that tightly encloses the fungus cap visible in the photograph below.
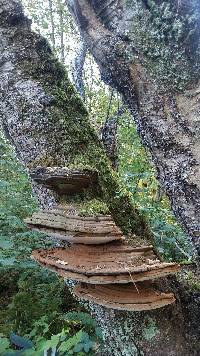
[73,282,176,311]
[29,166,98,193]
[25,209,124,244]
[32,244,180,283]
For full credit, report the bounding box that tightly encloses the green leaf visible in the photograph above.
[0,238,14,249]
[33,337,47,352]
[10,333,33,350]
[73,343,84,352]
[95,327,103,339]
[83,340,95,353]
[0,337,10,352]
[36,334,60,352]
[63,312,97,328]
[58,330,83,352]
[0,257,16,266]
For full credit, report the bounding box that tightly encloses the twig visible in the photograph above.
[128,270,140,294]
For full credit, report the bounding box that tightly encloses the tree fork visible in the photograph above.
[0,1,199,355]
[67,0,200,257]
[0,0,151,239]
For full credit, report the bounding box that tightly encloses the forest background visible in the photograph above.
[0,0,194,354]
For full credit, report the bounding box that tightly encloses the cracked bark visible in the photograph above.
[0,1,199,355]
[67,0,200,258]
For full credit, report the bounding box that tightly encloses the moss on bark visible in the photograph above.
[0,1,152,239]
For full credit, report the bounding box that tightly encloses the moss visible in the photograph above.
[13,18,153,240]
[27,153,57,169]
[79,199,109,216]
[59,191,106,214]
[127,235,150,247]
[182,271,200,292]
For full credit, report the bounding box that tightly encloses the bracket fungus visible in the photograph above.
[25,209,124,244]
[73,282,176,311]
[32,243,180,284]
[29,167,98,194]
[27,164,180,312]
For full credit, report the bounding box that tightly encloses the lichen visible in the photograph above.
[125,0,200,91]
[142,317,159,341]
[180,270,200,292]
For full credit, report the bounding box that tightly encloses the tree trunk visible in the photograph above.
[57,0,65,63]
[0,1,199,355]
[48,0,56,52]
[67,0,200,257]
[71,36,87,98]
[0,0,150,238]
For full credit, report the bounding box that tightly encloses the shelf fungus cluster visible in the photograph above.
[27,167,180,311]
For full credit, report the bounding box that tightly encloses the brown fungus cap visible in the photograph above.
[73,282,176,311]
[32,243,180,284]
[25,209,124,244]
[29,166,98,194]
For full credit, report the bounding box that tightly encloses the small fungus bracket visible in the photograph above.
[25,208,124,244]
[29,166,98,194]
[73,282,176,311]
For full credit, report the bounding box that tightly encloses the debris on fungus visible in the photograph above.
[32,243,180,283]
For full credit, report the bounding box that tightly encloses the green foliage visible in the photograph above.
[0,135,80,341]
[5,270,67,335]
[0,311,102,355]
[117,114,193,261]
[62,312,102,339]
[0,134,102,355]
[79,199,109,216]
[0,134,50,268]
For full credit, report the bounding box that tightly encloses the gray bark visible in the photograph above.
[68,0,87,98]
[101,103,125,169]
[66,0,200,257]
